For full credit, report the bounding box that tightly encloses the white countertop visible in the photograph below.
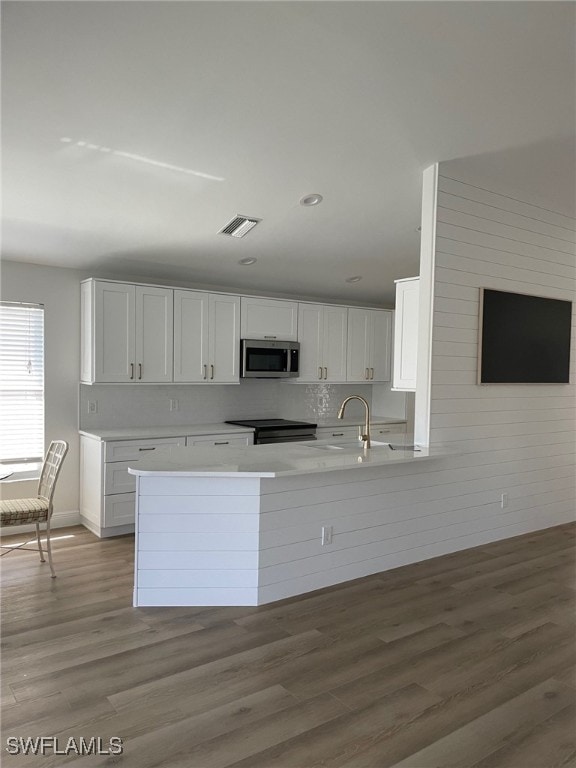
[79,415,406,441]
[79,423,255,441]
[128,440,446,478]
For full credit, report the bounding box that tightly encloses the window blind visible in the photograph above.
[0,302,45,463]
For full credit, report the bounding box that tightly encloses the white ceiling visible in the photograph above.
[2,1,575,305]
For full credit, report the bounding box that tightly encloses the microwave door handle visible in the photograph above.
[287,349,292,373]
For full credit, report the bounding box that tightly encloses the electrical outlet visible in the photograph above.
[321,526,333,546]
[501,493,509,509]
[169,399,179,412]
[87,400,98,414]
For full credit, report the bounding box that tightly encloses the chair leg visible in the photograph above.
[36,523,46,563]
[45,520,56,578]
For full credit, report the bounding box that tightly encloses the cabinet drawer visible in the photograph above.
[104,462,136,495]
[104,437,185,462]
[316,426,360,441]
[103,493,135,527]
[372,424,407,437]
[186,434,252,447]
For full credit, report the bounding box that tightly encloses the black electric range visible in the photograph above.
[225,419,317,445]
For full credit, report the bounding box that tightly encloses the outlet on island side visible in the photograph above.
[169,399,179,412]
[321,526,333,546]
[87,400,98,414]
[501,493,509,509]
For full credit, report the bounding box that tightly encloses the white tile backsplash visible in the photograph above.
[79,380,374,429]
[277,382,374,421]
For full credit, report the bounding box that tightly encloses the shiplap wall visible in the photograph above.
[252,172,576,603]
[427,172,575,539]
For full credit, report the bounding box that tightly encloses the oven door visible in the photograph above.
[241,339,300,378]
[256,429,316,444]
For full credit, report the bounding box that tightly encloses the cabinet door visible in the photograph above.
[370,310,392,382]
[103,493,136,528]
[174,290,209,382]
[322,306,348,382]
[297,304,324,381]
[241,298,298,341]
[94,281,136,382]
[393,278,419,391]
[346,308,372,382]
[209,294,240,383]
[135,286,173,382]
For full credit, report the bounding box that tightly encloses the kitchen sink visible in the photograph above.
[311,440,390,451]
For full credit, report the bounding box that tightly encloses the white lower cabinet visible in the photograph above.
[315,422,406,444]
[80,431,252,537]
[316,426,361,442]
[81,435,186,538]
[186,434,252,447]
[372,423,407,440]
[104,494,136,528]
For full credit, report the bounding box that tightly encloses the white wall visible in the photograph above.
[0,262,82,523]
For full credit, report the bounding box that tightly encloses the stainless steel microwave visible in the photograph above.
[240,339,300,378]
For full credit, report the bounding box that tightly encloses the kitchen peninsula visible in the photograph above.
[128,440,448,607]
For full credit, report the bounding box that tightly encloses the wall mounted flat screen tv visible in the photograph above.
[479,289,572,384]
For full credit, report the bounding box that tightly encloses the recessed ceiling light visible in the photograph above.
[238,257,257,266]
[60,137,72,144]
[300,194,323,207]
[346,276,362,283]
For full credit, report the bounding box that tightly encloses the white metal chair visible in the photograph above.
[0,441,69,577]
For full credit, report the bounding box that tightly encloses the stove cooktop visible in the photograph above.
[225,419,317,430]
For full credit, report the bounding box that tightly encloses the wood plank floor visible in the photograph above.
[1,522,575,767]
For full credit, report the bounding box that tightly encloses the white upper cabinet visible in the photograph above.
[371,310,392,382]
[174,290,240,383]
[173,290,209,382]
[209,294,240,383]
[82,280,173,384]
[135,285,173,382]
[346,308,371,383]
[81,278,394,387]
[297,304,348,382]
[240,297,298,341]
[392,277,419,391]
[91,281,135,383]
[346,308,392,382]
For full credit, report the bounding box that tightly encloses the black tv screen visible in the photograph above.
[479,289,572,384]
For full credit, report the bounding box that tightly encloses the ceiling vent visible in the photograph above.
[219,215,261,238]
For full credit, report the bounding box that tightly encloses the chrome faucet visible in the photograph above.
[337,395,371,449]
